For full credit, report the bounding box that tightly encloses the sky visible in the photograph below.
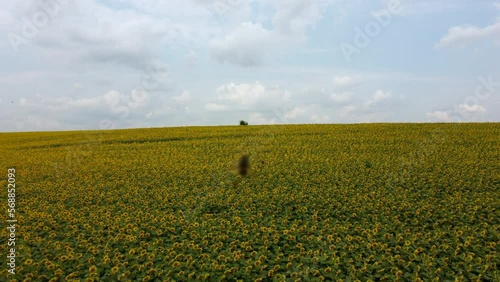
[0,0,499,132]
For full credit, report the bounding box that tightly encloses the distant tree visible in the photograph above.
[239,120,248,126]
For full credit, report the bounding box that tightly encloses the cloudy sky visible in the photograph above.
[1,0,499,132]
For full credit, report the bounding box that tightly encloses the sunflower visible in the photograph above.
[24,259,34,265]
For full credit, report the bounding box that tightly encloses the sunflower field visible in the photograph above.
[0,123,499,281]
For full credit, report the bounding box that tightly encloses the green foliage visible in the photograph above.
[1,123,499,281]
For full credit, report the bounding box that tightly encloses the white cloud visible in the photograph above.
[330,92,352,104]
[394,0,474,16]
[458,104,486,113]
[73,82,83,90]
[173,90,192,103]
[435,22,500,49]
[208,0,331,67]
[1,0,499,132]
[205,81,337,123]
[5,89,152,131]
[339,105,357,117]
[284,106,307,120]
[365,90,391,107]
[373,89,390,100]
[271,0,323,39]
[427,110,451,121]
[215,81,291,108]
[184,51,198,68]
[434,2,500,49]
[283,104,327,122]
[248,112,276,124]
[334,89,405,120]
[209,22,274,67]
[329,75,357,104]
[310,113,330,123]
[19,97,27,106]
[332,8,348,27]
[216,81,267,105]
[332,75,354,87]
[205,102,228,111]
[2,0,215,69]
[0,71,44,85]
